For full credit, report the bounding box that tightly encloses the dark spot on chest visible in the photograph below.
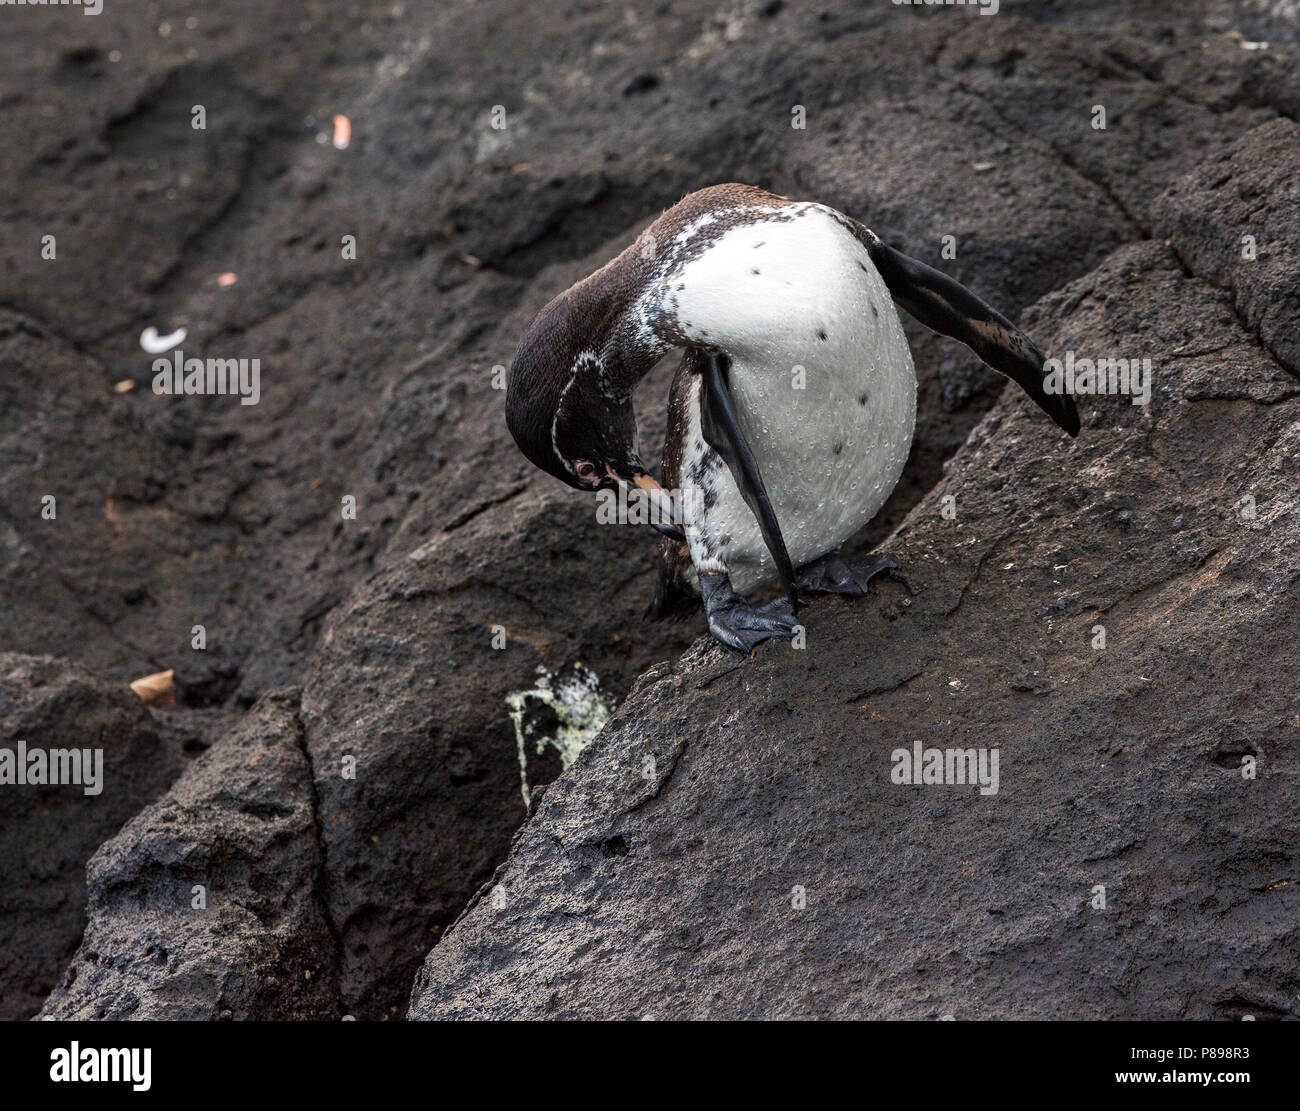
[751,268,761,275]
[858,393,869,406]
[817,329,828,341]
[869,301,879,318]
[832,443,842,455]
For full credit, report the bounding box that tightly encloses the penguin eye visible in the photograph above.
[573,459,598,482]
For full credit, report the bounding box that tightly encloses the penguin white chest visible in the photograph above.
[667,206,918,594]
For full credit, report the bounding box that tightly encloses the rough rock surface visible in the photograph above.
[297,488,700,1015]
[40,690,338,1020]
[410,122,1300,1019]
[411,244,1300,1019]
[0,655,183,1020]
[0,0,1296,1019]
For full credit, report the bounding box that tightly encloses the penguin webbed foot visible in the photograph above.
[700,572,798,652]
[797,550,901,596]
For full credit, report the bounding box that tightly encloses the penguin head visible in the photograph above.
[505,281,684,540]
[506,340,649,494]
[506,285,643,487]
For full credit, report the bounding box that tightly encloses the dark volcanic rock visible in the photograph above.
[39,689,339,1020]
[299,485,697,1019]
[409,212,1300,1018]
[0,654,182,1020]
[1156,118,1300,379]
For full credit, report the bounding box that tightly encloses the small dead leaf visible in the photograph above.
[309,476,324,489]
[114,379,136,393]
[332,114,351,150]
[130,669,175,706]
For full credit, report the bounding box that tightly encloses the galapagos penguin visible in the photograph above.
[506,184,1079,651]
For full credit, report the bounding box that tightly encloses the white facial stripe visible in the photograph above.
[551,349,602,475]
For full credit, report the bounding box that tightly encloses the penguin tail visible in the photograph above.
[860,228,1081,437]
[644,537,701,622]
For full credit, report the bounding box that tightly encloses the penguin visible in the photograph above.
[506,184,1078,651]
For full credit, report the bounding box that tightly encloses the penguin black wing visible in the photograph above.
[863,233,1080,437]
[699,351,800,613]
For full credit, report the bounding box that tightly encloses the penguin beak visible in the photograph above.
[610,468,686,542]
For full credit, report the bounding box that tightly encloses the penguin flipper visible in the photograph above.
[698,350,800,612]
[863,235,1080,437]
